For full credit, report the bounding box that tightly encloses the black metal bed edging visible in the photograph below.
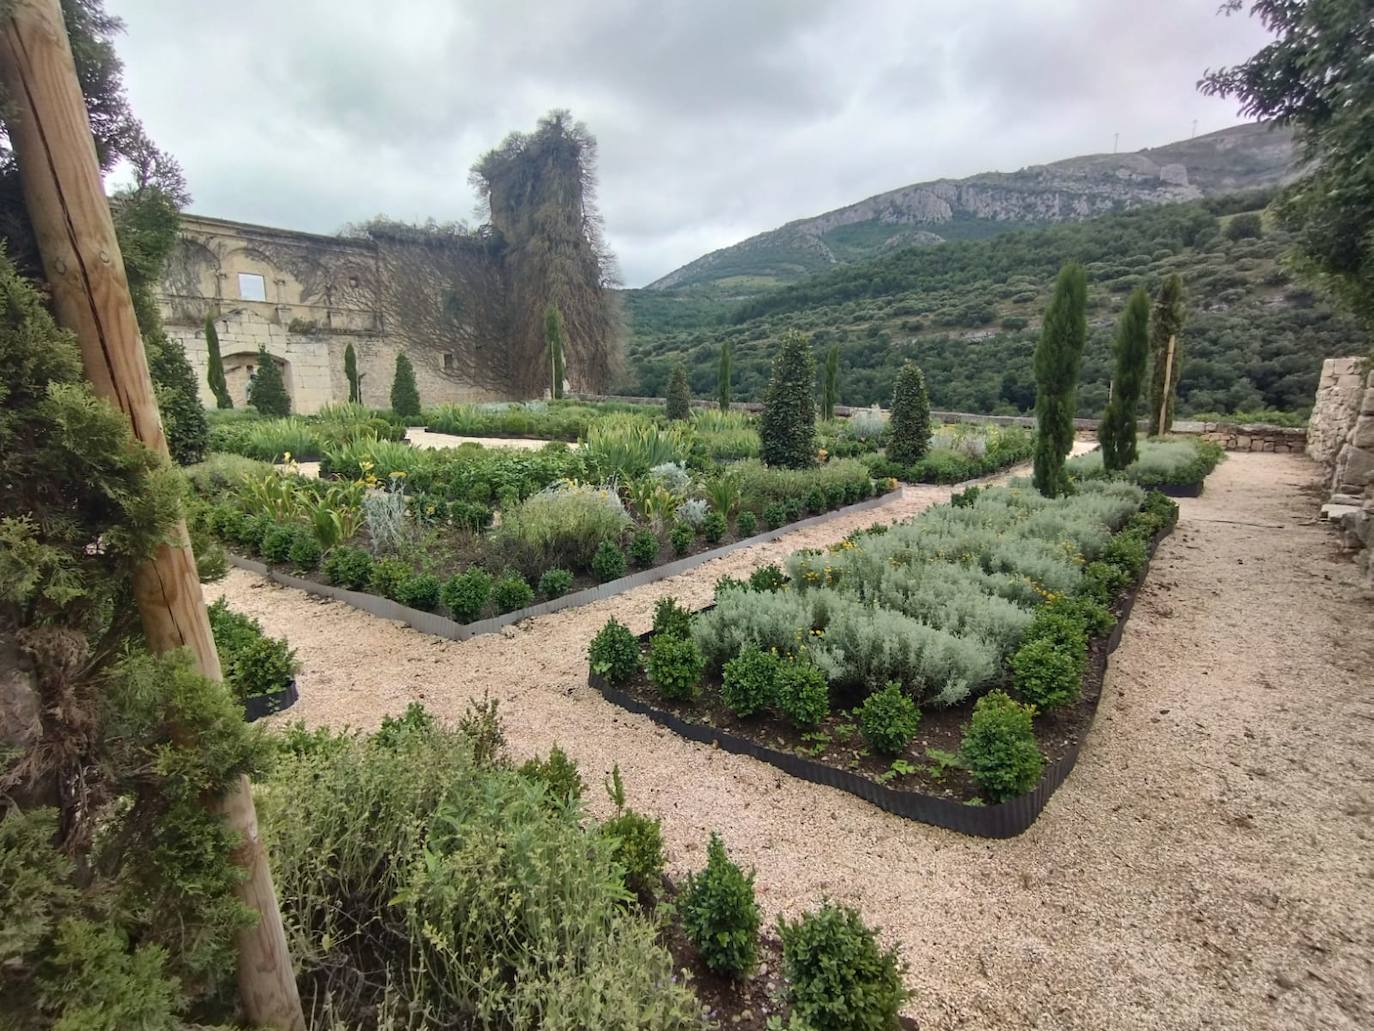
[586,513,1176,839]
[224,486,905,642]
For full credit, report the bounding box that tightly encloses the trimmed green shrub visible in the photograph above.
[702,510,727,543]
[591,538,628,583]
[442,567,492,622]
[652,596,694,640]
[491,570,535,613]
[720,646,780,718]
[396,572,441,611]
[776,659,828,728]
[778,902,911,1031]
[669,521,693,555]
[763,502,787,530]
[538,567,573,599]
[286,527,322,570]
[259,522,295,564]
[714,574,750,599]
[759,329,817,469]
[602,765,665,896]
[323,545,373,589]
[748,564,788,593]
[589,618,640,685]
[519,745,585,809]
[645,632,704,701]
[1102,531,1148,579]
[390,352,420,419]
[887,361,931,465]
[960,690,1044,802]
[736,510,758,536]
[666,361,692,420]
[805,486,827,514]
[247,345,290,416]
[368,557,412,601]
[208,598,298,700]
[856,682,921,756]
[1009,636,1082,710]
[680,833,760,978]
[629,529,660,567]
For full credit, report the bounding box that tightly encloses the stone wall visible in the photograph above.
[1308,357,1374,589]
[1173,421,1307,453]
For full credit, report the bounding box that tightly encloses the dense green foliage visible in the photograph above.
[205,313,231,408]
[680,833,760,978]
[208,597,298,700]
[887,361,931,465]
[390,352,421,419]
[1100,287,1151,470]
[856,681,922,756]
[1147,274,1185,433]
[759,330,817,468]
[718,341,731,410]
[344,341,361,403]
[248,344,291,416]
[645,632,705,701]
[959,690,1044,802]
[822,344,839,420]
[778,903,912,1031]
[589,618,640,684]
[721,646,781,718]
[666,361,692,420]
[1069,436,1225,489]
[1032,263,1087,496]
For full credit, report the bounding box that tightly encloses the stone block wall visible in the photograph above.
[1308,357,1374,589]
[1172,421,1307,452]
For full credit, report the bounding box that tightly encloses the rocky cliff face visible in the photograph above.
[650,122,1296,290]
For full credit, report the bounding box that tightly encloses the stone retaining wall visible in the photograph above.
[1308,357,1374,589]
[1174,422,1307,453]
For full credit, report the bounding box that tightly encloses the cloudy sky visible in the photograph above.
[106,0,1273,287]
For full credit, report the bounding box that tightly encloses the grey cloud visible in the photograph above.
[106,0,1274,286]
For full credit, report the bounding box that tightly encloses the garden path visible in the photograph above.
[216,450,1374,1030]
[405,428,568,451]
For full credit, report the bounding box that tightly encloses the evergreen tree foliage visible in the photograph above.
[248,345,290,417]
[1147,274,1185,434]
[822,344,839,420]
[389,351,420,419]
[204,313,231,408]
[887,361,931,465]
[717,341,731,412]
[344,342,360,403]
[545,305,565,399]
[145,335,207,464]
[665,361,691,421]
[1099,287,1151,471]
[759,330,817,469]
[1032,262,1088,497]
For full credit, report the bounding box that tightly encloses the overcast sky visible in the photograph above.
[105,0,1273,288]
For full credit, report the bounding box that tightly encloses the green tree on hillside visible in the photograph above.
[759,330,816,468]
[822,345,839,420]
[248,346,290,416]
[887,361,931,465]
[344,341,361,403]
[1148,274,1186,434]
[390,352,420,419]
[1202,0,1374,329]
[546,305,565,399]
[1099,287,1151,471]
[1032,262,1087,497]
[666,361,691,420]
[204,313,231,408]
[718,341,731,411]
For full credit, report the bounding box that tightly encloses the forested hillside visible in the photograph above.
[620,196,1366,419]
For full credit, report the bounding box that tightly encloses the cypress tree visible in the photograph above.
[718,341,731,412]
[248,345,291,417]
[204,313,232,408]
[822,345,839,421]
[887,361,931,465]
[545,305,565,399]
[344,342,361,403]
[147,334,209,463]
[390,351,421,419]
[1147,274,1185,435]
[1099,288,1151,471]
[666,361,692,421]
[1032,262,1088,497]
[759,330,817,469]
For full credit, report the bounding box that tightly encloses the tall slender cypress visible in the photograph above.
[1032,262,1088,497]
[390,351,421,419]
[1147,274,1185,435]
[204,313,232,408]
[759,330,817,469]
[822,345,839,421]
[344,341,361,403]
[718,341,732,412]
[887,361,931,465]
[1099,287,1151,471]
[666,361,692,421]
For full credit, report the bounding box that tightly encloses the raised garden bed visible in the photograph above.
[241,679,299,722]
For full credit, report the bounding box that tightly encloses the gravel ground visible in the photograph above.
[405,428,566,450]
[216,451,1374,1030]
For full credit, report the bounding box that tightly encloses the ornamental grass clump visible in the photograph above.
[680,833,760,978]
[778,903,912,1031]
[494,483,630,575]
[960,690,1044,802]
[857,682,921,756]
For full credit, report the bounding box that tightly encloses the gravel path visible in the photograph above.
[405,428,566,451]
[217,452,1374,1030]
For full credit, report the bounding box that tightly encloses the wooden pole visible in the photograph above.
[0,3,304,1028]
[1158,332,1177,434]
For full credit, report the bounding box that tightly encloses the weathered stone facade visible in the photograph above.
[159,215,513,414]
[1309,357,1374,588]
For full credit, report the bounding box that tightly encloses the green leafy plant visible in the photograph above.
[776,659,828,728]
[589,618,640,684]
[591,538,628,583]
[666,360,692,420]
[645,632,704,702]
[491,570,535,613]
[259,522,296,564]
[702,510,727,544]
[720,646,780,718]
[368,556,412,601]
[652,596,694,639]
[758,328,817,469]
[887,361,931,465]
[442,567,492,622]
[680,833,760,978]
[519,745,584,809]
[538,567,573,598]
[762,502,787,530]
[628,529,660,567]
[204,313,232,408]
[778,902,912,1031]
[735,510,758,536]
[1032,261,1087,497]
[748,564,788,592]
[1099,287,1150,471]
[959,690,1044,802]
[396,572,442,611]
[247,345,290,416]
[286,528,322,571]
[208,598,298,700]
[323,545,374,590]
[856,682,921,756]
[669,521,693,555]
[601,765,665,896]
[389,352,421,419]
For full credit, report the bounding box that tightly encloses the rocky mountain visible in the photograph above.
[648,122,1297,291]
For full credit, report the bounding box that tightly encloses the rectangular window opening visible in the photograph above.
[237,272,267,302]
[443,352,455,372]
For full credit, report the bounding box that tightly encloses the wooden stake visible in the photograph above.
[1158,333,1176,434]
[0,3,304,1027]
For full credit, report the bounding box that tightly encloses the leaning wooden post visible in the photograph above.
[1158,333,1177,434]
[0,3,305,1028]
